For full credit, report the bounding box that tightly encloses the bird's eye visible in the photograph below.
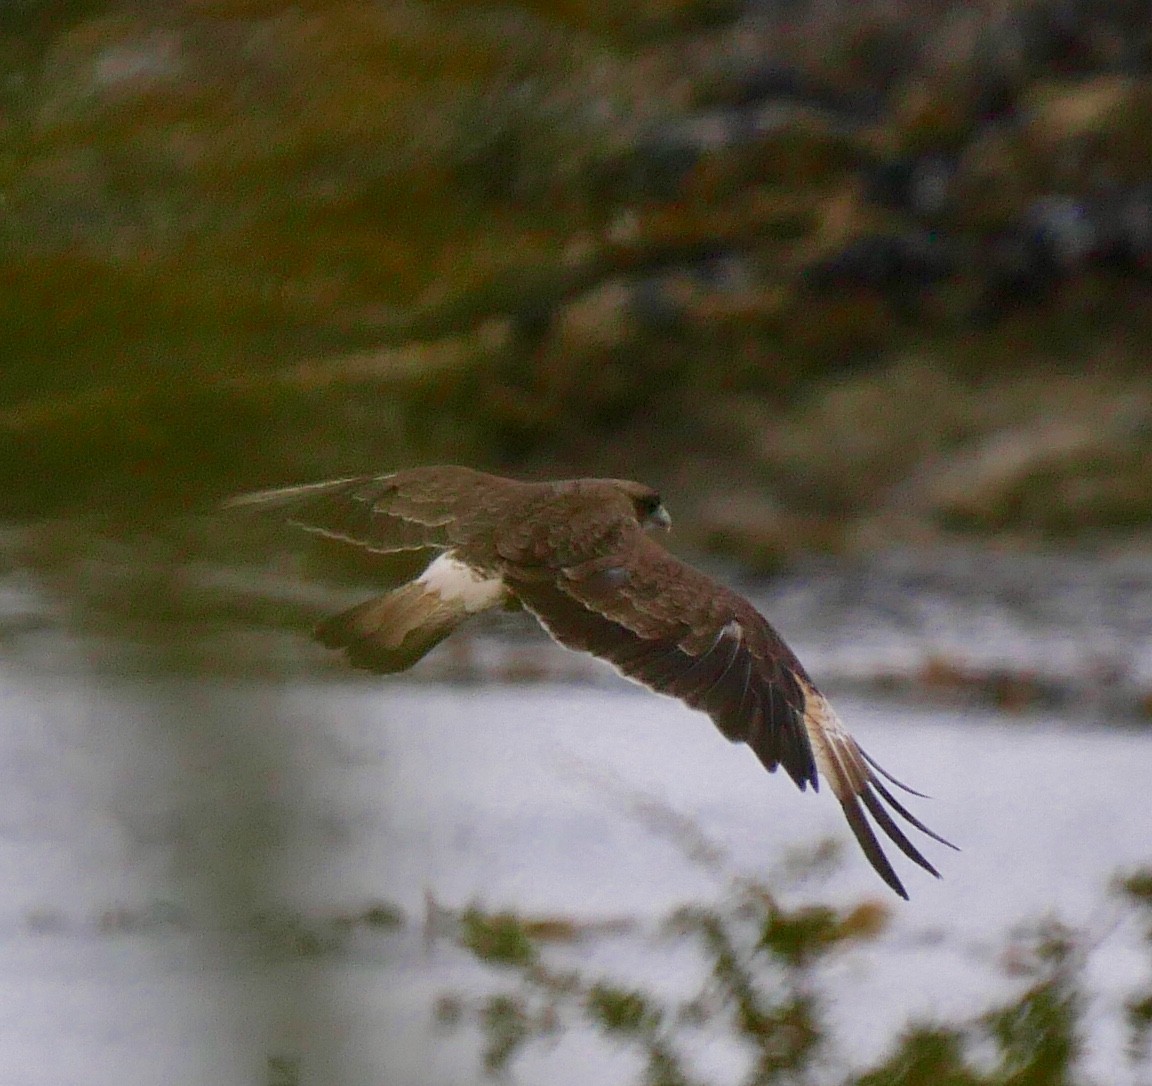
[642,494,662,515]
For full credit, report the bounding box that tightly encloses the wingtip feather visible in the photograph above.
[223,477,366,512]
[839,795,910,900]
[859,747,932,799]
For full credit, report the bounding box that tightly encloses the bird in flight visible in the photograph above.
[229,465,953,897]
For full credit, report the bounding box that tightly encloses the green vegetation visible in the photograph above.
[438,861,1152,1086]
[422,798,1152,1085]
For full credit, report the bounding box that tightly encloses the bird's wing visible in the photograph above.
[505,532,818,787]
[224,466,521,556]
[505,532,953,898]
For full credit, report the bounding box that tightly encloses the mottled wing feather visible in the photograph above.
[226,466,525,556]
[506,533,820,791]
[295,480,456,553]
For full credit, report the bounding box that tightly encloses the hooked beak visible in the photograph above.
[648,504,672,531]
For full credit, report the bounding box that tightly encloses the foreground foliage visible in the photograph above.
[438,832,1152,1086]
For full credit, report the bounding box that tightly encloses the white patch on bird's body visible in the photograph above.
[720,619,743,641]
[418,552,507,613]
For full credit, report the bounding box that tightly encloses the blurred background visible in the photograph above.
[6,0,1152,1083]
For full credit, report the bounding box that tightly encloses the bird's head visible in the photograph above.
[614,481,671,532]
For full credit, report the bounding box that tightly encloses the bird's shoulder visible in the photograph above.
[489,483,644,568]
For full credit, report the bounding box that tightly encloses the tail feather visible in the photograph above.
[315,583,469,673]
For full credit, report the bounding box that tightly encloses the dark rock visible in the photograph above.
[974,196,1104,317]
[1023,196,1102,271]
[602,137,703,201]
[863,152,959,219]
[707,60,885,120]
[629,275,688,336]
[1098,184,1152,273]
[707,61,809,108]
[803,231,958,318]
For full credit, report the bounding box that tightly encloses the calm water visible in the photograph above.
[3,643,1152,1086]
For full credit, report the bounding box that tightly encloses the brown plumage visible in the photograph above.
[228,465,954,898]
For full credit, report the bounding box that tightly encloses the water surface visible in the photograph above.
[2,650,1150,1085]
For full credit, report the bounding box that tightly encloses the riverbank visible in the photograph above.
[4,1,1152,557]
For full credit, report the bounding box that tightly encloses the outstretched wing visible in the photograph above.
[225,465,524,556]
[505,533,819,788]
[505,532,953,898]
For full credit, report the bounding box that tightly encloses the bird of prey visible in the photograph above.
[229,465,953,898]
